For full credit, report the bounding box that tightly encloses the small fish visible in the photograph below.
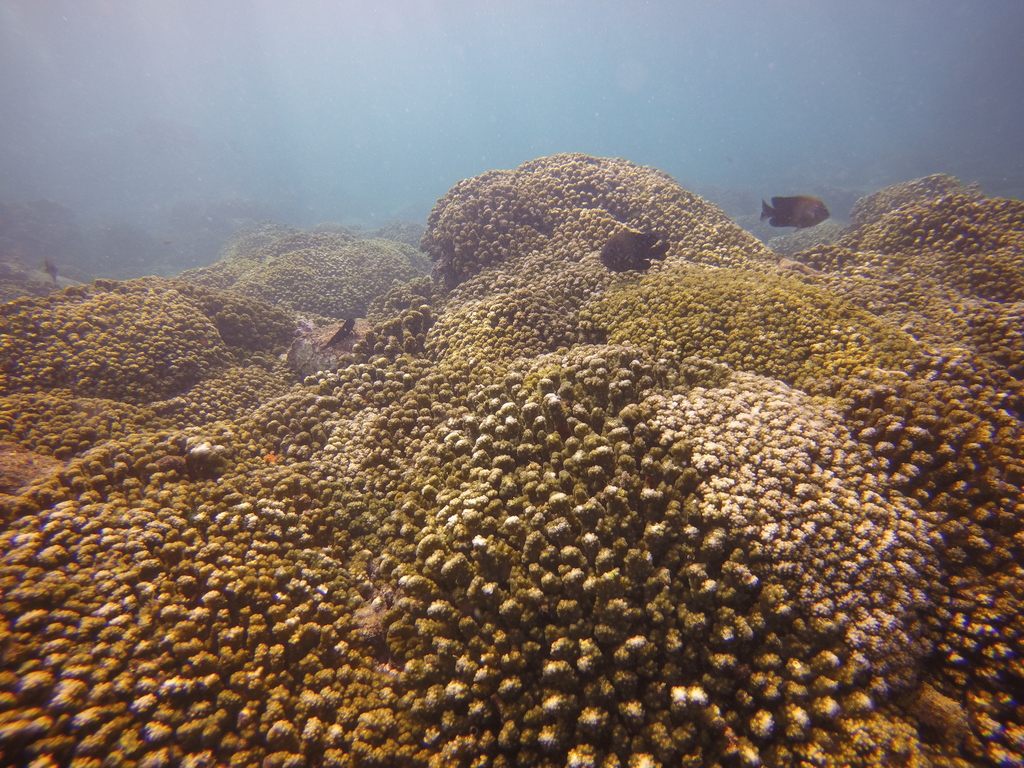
[760,196,830,229]
[43,259,58,283]
[600,229,669,272]
[325,318,356,347]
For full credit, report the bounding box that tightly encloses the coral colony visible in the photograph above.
[1,155,1023,766]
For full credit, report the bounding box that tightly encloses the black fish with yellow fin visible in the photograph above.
[760,196,830,229]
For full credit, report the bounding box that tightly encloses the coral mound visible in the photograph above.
[421,153,775,289]
[581,264,921,388]
[329,347,942,768]
[0,277,293,404]
[849,173,982,230]
[854,194,1024,303]
[416,154,780,372]
[182,228,429,319]
[797,177,1024,367]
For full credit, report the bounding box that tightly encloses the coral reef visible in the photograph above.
[0,278,294,404]
[0,199,87,274]
[1,156,1022,768]
[0,276,61,305]
[421,247,611,371]
[365,276,440,329]
[765,220,849,257]
[181,229,429,320]
[370,221,429,254]
[352,349,942,768]
[581,264,921,389]
[153,364,296,431]
[308,219,426,256]
[416,154,781,373]
[287,319,371,378]
[421,153,775,289]
[794,180,1024,372]
[0,199,93,302]
[181,222,300,290]
[0,390,162,461]
[852,195,1024,304]
[0,442,64,517]
[848,173,983,230]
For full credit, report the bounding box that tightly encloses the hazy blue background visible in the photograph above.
[1,0,1022,276]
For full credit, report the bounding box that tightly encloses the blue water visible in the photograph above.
[1,0,1021,260]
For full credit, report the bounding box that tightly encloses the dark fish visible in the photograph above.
[325,318,356,347]
[760,196,830,229]
[600,229,669,272]
[43,259,58,283]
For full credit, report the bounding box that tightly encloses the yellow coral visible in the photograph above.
[183,230,428,319]
[582,264,920,387]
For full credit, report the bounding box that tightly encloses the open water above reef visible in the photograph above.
[1,1,1023,281]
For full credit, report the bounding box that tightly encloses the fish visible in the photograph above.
[325,318,356,347]
[43,259,58,283]
[600,229,669,272]
[760,196,830,229]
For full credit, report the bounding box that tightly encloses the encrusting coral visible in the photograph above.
[1,155,1022,768]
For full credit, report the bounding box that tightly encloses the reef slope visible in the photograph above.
[1,156,1022,768]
